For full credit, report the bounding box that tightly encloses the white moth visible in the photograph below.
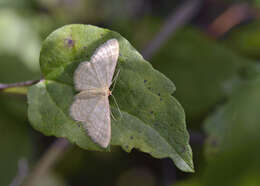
[70,39,119,148]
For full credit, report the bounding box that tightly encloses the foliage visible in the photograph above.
[1,0,260,185]
[225,21,260,59]
[27,24,194,172]
[152,27,253,123]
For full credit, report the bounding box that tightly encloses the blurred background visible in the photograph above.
[1,0,260,185]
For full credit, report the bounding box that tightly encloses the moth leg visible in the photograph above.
[111,69,120,92]
[110,94,122,119]
[110,109,116,121]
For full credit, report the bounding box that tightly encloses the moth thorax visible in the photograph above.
[108,90,112,96]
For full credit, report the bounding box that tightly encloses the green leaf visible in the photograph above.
[152,27,252,123]
[27,24,194,172]
[202,78,260,186]
[203,78,260,160]
[255,0,260,8]
[0,9,41,83]
[224,21,260,59]
[0,94,33,186]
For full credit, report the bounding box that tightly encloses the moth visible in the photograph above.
[70,38,119,148]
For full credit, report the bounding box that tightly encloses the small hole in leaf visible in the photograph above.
[144,80,147,83]
[150,111,154,114]
[158,93,161,96]
[160,98,163,101]
[130,136,134,140]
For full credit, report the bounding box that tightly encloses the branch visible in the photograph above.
[142,0,202,60]
[0,79,43,91]
[9,158,29,186]
[23,138,71,186]
[207,3,252,38]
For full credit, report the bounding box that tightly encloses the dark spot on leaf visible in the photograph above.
[144,80,147,83]
[65,38,75,47]
[148,87,151,90]
[160,98,163,101]
[130,136,134,140]
[77,124,80,127]
[150,111,154,114]
[125,145,129,149]
[181,147,185,153]
[158,93,161,96]
[154,123,159,126]
[83,46,87,49]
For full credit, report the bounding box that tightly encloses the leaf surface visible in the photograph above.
[28,24,194,172]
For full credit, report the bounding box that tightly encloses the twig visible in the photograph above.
[207,3,252,39]
[9,158,29,186]
[142,0,202,60]
[0,79,43,91]
[23,138,71,186]
[0,81,69,186]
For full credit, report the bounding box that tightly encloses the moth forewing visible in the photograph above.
[70,38,119,148]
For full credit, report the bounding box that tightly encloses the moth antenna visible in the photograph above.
[110,94,122,119]
[110,110,116,121]
[111,69,120,93]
